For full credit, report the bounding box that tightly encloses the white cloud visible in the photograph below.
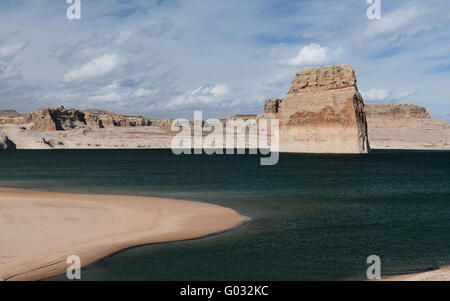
[163,84,231,110]
[135,88,158,98]
[280,43,330,67]
[0,42,28,60]
[1,0,449,119]
[365,5,423,38]
[88,92,123,103]
[362,89,418,103]
[63,53,122,83]
[192,84,230,97]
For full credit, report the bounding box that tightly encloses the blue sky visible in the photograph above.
[0,0,449,121]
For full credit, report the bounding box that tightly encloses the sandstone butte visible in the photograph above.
[277,64,370,154]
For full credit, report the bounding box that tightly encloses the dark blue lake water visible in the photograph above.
[0,149,448,280]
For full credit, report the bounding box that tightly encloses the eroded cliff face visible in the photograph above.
[0,106,175,149]
[0,132,16,150]
[22,106,87,131]
[15,106,154,132]
[279,64,370,153]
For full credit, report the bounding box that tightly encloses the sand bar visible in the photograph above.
[0,188,247,281]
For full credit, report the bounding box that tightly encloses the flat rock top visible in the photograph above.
[288,64,357,94]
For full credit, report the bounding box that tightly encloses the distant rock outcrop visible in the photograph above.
[0,110,22,117]
[365,104,431,119]
[365,104,450,150]
[0,132,16,150]
[11,106,155,132]
[0,110,23,125]
[278,64,370,153]
[23,106,88,131]
[82,110,152,129]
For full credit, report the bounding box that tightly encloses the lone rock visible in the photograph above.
[279,64,370,153]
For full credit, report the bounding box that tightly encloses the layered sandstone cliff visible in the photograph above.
[365,104,431,119]
[3,106,157,132]
[0,106,175,149]
[365,104,450,150]
[278,64,370,153]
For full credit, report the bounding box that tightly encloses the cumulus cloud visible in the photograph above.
[361,89,418,103]
[162,84,231,110]
[0,41,27,60]
[192,84,230,97]
[1,0,449,119]
[279,43,330,67]
[63,54,122,83]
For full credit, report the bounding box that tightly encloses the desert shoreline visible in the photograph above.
[0,187,248,281]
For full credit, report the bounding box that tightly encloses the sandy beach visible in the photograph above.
[380,266,450,281]
[0,188,247,281]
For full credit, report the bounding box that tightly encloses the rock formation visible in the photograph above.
[9,106,155,132]
[0,110,21,117]
[0,132,16,150]
[0,110,23,125]
[82,110,152,129]
[264,99,283,114]
[365,104,450,150]
[365,104,431,119]
[278,64,370,153]
[0,106,177,150]
[22,106,88,131]
[1,75,449,151]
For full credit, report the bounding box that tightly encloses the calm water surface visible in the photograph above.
[0,150,448,280]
